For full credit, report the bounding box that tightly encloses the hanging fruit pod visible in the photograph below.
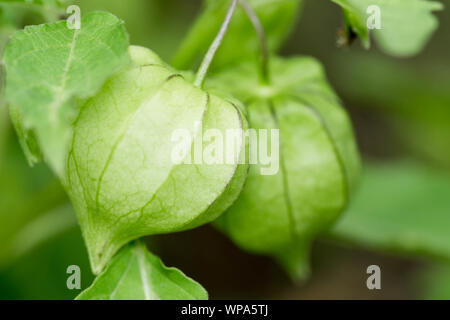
[208,56,361,280]
[64,46,248,274]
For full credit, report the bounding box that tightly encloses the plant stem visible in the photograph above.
[194,0,239,88]
[239,0,270,84]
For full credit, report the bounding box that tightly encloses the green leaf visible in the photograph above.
[207,56,361,279]
[172,0,303,70]
[331,0,443,57]
[65,46,248,274]
[3,11,130,175]
[331,162,450,260]
[76,241,208,300]
[8,104,41,165]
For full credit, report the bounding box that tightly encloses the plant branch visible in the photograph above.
[239,0,270,84]
[194,0,239,88]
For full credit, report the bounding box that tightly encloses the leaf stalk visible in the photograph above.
[194,0,239,88]
[239,0,271,84]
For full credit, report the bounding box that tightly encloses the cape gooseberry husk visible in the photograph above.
[64,46,248,274]
[208,56,361,280]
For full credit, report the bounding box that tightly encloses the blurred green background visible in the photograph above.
[0,0,449,299]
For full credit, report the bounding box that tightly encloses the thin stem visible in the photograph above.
[239,0,270,84]
[194,0,239,88]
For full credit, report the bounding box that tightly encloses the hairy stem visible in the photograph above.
[239,0,270,84]
[194,0,239,88]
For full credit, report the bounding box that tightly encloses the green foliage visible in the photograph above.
[74,0,195,61]
[172,0,303,70]
[2,204,77,265]
[0,123,69,267]
[0,67,6,160]
[332,0,443,56]
[0,0,68,15]
[0,110,6,161]
[0,0,67,34]
[331,162,450,260]
[0,0,66,5]
[208,56,360,279]
[77,241,208,300]
[332,53,450,169]
[65,45,248,274]
[3,11,130,175]
[0,226,93,300]
[421,265,450,300]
